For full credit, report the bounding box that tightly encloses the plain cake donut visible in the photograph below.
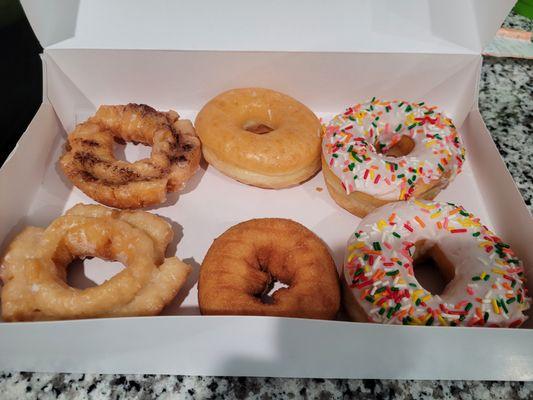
[198,218,340,319]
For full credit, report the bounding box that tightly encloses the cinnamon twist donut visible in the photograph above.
[60,104,201,209]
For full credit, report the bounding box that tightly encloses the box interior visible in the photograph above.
[44,50,483,132]
[1,49,531,325]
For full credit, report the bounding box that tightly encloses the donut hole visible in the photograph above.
[412,242,455,295]
[254,264,290,304]
[66,257,125,289]
[113,137,152,162]
[377,135,415,157]
[257,278,290,304]
[243,121,274,135]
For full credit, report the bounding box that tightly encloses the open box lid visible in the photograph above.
[21,0,514,54]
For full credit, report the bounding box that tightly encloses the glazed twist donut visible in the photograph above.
[0,204,191,321]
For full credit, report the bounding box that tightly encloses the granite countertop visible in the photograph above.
[1,11,532,400]
[479,58,532,211]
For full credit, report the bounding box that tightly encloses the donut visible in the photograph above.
[342,200,530,327]
[0,204,191,321]
[195,88,322,188]
[198,218,340,319]
[322,99,465,217]
[60,103,201,209]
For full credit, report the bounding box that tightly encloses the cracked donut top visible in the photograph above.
[343,200,530,327]
[322,99,465,200]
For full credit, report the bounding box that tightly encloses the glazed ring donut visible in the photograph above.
[60,103,201,209]
[195,88,322,188]
[198,218,340,319]
[342,200,530,327]
[322,99,465,217]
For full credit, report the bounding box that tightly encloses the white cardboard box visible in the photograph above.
[1,0,532,380]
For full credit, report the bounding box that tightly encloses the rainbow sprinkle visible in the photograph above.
[344,200,530,327]
[323,99,465,201]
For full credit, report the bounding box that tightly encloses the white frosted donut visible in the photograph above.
[322,99,465,217]
[342,200,530,327]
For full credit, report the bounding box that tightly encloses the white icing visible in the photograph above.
[323,100,465,200]
[343,200,530,327]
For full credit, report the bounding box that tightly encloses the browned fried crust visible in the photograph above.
[198,218,341,320]
[60,104,201,209]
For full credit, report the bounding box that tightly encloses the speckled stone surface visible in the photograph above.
[479,56,532,211]
[1,11,532,400]
[1,373,533,400]
[501,10,533,31]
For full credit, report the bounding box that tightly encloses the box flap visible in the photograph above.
[1,316,533,379]
[20,0,79,48]
[22,0,514,54]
